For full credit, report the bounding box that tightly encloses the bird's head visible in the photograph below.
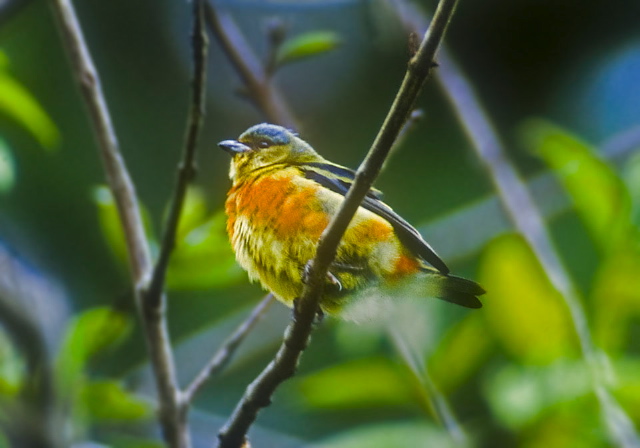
[218,123,322,182]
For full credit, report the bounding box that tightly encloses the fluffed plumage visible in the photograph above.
[219,123,485,315]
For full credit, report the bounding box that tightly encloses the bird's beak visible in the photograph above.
[218,139,251,155]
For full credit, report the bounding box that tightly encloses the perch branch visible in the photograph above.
[216,0,460,446]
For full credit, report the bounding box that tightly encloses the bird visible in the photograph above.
[218,123,485,317]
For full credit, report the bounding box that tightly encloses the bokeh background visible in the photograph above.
[1,0,640,446]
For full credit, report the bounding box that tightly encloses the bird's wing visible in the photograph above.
[299,162,450,274]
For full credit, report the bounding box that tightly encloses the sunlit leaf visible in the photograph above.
[479,234,578,365]
[80,380,151,422]
[296,357,414,410]
[522,120,631,250]
[592,243,640,352]
[611,358,640,424]
[0,329,24,396]
[429,314,494,392]
[311,421,457,448]
[56,307,132,389]
[0,55,59,150]
[167,210,243,290]
[276,31,341,67]
[93,185,156,264]
[519,405,604,448]
[484,361,591,430]
[0,139,15,194]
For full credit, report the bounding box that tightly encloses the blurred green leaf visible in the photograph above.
[101,438,164,448]
[484,361,591,430]
[623,151,640,227]
[312,421,458,448]
[0,139,15,194]
[0,330,24,397]
[611,357,640,424]
[276,31,341,67]
[167,210,243,290]
[296,357,414,410]
[519,406,605,448]
[592,243,640,352]
[93,185,157,264]
[479,234,578,365]
[175,187,208,240]
[0,54,60,150]
[80,380,151,422]
[522,120,631,250]
[56,307,132,388]
[429,314,494,393]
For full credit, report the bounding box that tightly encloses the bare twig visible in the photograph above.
[203,4,297,128]
[147,0,209,308]
[390,1,640,445]
[48,1,188,446]
[216,1,460,446]
[184,294,275,403]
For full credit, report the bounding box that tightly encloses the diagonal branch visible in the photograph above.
[146,0,209,308]
[184,294,275,404]
[216,0,460,446]
[203,3,297,128]
[389,0,640,445]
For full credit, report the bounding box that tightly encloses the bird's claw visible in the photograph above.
[302,261,343,293]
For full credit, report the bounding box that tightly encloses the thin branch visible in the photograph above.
[48,1,188,446]
[203,3,297,128]
[389,1,640,444]
[184,294,275,403]
[147,0,209,308]
[216,1,460,446]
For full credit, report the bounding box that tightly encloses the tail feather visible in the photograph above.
[427,273,486,309]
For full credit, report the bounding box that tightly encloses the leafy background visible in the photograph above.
[1,0,640,446]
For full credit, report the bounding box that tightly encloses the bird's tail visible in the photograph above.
[418,271,486,309]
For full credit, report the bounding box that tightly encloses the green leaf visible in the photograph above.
[0,53,60,150]
[312,421,457,448]
[167,210,243,290]
[276,31,341,67]
[56,307,132,389]
[93,185,156,264]
[0,139,16,194]
[428,314,494,392]
[484,361,591,430]
[296,357,415,410]
[623,151,640,227]
[175,187,209,240]
[522,120,631,250]
[479,234,579,365]
[592,243,640,352]
[0,329,25,397]
[80,380,151,422]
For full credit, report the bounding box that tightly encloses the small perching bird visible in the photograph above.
[219,123,485,316]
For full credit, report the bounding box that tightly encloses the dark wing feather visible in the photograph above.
[301,164,450,274]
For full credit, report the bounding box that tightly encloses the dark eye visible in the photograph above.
[257,139,271,149]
